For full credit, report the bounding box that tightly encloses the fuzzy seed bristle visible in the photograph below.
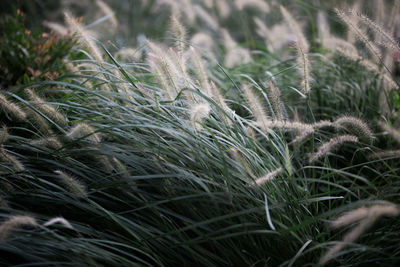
[309,135,359,163]
[335,8,382,62]
[369,149,400,159]
[253,167,283,186]
[295,41,311,95]
[0,148,25,172]
[190,103,211,130]
[44,217,73,229]
[211,82,233,126]
[320,203,399,265]
[26,89,67,125]
[190,47,212,97]
[67,123,101,143]
[55,170,87,198]
[170,14,187,56]
[30,137,63,150]
[334,116,374,143]
[280,5,309,52]
[267,81,284,120]
[0,216,37,242]
[378,121,400,144]
[241,84,270,131]
[0,93,27,121]
[64,12,103,65]
[0,126,8,144]
[234,0,270,14]
[96,0,118,29]
[349,9,399,53]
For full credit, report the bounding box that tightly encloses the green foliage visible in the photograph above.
[0,1,399,266]
[0,8,75,89]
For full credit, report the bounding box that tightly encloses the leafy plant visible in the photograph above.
[0,8,75,89]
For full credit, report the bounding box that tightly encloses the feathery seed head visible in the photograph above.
[190,32,215,52]
[64,12,103,65]
[0,216,37,242]
[44,217,73,229]
[170,14,187,56]
[0,93,27,121]
[193,5,219,31]
[55,170,87,198]
[253,167,283,186]
[295,41,311,95]
[280,5,309,52]
[67,123,101,143]
[334,116,374,143]
[26,89,67,125]
[0,126,8,144]
[190,47,212,97]
[241,84,270,131]
[267,80,284,120]
[190,103,211,130]
[312,120,333,129]
[335,8,383,61]
[30,137,63,150]
[369,149,400,159]
[211,82,233,126]
[96,0,118,29]
[378,121,400,144]
[320,203,399,265]
[215,0,231,18]
[309,135,359,163]
[0,148,25,172]
[43,21,69,36]
[234,0,270,13]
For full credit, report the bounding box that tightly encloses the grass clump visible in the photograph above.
[0,1,400,266]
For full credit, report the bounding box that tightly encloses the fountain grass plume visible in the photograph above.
[190,47,212,97]
[30,137,63,150]
[96,0,118,29]
[44,217,73,229]
[335,8,382,62]
[193,4,219,31]
[378,121,400,144]
[0,147,25,172]
[215,0,230,18]
[335,47,397,91]
[43,21,69,36]
[267,80,284,120]
[170,14,187,57]
[309,135,359,163]
[211,81,233,126]
[349,9,399,53]
[388,0,400,36]
[190,103,211,131]
[64,12,103,65]
[334,116,374,144]
[0,92,27,121]
[66,123,101,143]
[0,216,37,243]
[234,0,270,14]
[55,170,87,198]
[280,5,309,52]
[369,149,400,159]
[241,84,270,131]
[26,89,67,125]
[0,126,8,144]
[320,203,399,265]
[295,41,311,95]
[253,167,283,186]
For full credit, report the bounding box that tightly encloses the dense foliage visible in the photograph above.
[0,1,399,266]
